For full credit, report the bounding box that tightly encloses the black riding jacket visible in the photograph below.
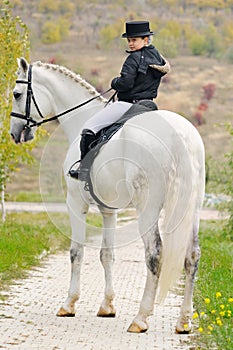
[111,45,170,102]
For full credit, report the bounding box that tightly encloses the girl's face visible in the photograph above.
[127,37,149,51]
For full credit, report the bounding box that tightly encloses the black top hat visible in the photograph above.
[122,21,154,38]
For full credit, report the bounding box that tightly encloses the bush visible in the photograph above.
[208,124,233,235]
[156,28,179,58]
[204,24,223,58]
[41,21,61,44]
[99,18,125,49]
[41,17,71,44]
[57,17,71,40]
[37,0,59,12]
[221,124,233,234]
[188,32,206,55]
[225,46,233,64]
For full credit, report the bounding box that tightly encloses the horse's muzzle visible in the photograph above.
[11,126,34,144]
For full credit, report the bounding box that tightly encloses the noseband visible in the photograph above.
[11,64,114,129]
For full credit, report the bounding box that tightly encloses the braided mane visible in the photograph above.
[33,61,106,102]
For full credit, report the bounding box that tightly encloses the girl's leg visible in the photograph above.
[83,101,132,134]
[69,101,132,180]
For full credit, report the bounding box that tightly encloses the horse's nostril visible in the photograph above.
[10,133,20,144]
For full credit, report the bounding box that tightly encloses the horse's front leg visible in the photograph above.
[128,221,162,333]
[57,191,88,317]
[97,208,117,318]
[176,216,201,333]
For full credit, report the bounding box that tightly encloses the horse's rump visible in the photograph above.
[92,110,205,301]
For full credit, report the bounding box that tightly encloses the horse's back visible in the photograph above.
[122,109,205,176]
[124,109,204,154]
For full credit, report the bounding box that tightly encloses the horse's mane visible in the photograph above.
[33,61,106,102]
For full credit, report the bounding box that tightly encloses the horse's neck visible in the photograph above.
[34,64,105,145]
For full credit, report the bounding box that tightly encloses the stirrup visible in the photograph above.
[68,168,89,181]
[68,160,80,179]
[68,168,80,179]
[68,161,90,182]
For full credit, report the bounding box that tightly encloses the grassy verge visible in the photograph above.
[0,212,102,297]
[193,220,233,350]
[7,191,43,202]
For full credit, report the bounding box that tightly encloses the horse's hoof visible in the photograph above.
[175,327,192,334]
[127,321,148,333]
[56,307,75,317]
[175,324,192,334]
[97,306,116,318]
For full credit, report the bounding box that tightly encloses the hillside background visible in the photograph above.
[6,0,233,198]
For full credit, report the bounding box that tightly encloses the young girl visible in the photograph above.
[69,20,170,180]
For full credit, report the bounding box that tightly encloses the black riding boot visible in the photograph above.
[69,129,96,181]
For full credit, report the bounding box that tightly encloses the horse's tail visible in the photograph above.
[155,163,205,304]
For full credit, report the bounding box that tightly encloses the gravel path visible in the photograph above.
[0,219,196,350]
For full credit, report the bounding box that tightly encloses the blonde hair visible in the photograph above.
[143,35,153,46]
[147,35,153,45]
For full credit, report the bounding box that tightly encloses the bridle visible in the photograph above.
[11,64,115,130]
[11,64,44,130]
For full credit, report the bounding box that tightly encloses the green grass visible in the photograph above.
[0,212,69,293]
[193,220,233,349]
[7,191,67,203]
[0,212,102,296]
[7,191,43,202]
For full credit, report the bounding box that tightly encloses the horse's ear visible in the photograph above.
[17,57,29,74]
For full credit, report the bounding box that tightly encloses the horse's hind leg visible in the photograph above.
[97,208,116,318]
[128,219,162,333]
[176,213,201,333]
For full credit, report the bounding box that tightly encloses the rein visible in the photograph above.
[11,64,114,129]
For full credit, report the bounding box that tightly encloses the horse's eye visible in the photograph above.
[13,91,22,100]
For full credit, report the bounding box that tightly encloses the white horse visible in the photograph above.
[10,58,205,333]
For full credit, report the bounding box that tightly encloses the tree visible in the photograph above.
[0,0,39,220]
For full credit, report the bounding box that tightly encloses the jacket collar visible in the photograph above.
[125,45,154,54]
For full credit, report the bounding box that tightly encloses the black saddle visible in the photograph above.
[96,100,158,145]
[84,100,158,208]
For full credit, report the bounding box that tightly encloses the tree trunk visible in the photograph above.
[1,186,6,222]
